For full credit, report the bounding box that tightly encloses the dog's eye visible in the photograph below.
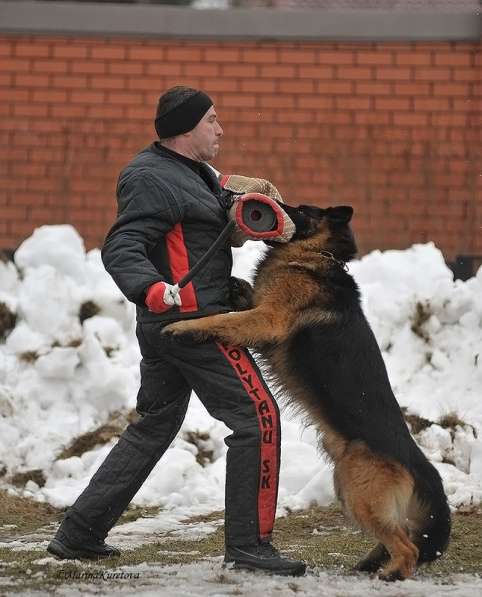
[298,205,325,220]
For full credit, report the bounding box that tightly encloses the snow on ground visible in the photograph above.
[3,560,482,597]
[0,225,481,526]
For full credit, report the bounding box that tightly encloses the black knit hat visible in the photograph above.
[155,86,213,139]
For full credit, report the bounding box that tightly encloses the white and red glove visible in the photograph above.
[145,282,182,313]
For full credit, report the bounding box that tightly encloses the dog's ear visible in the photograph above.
[325,206,353,224]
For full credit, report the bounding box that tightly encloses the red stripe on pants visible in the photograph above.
[165,223,198,312]
[217,341,279,540]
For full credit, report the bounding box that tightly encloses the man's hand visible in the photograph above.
[145,282,182,313]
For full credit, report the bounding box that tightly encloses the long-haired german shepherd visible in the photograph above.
[163,204,451,581]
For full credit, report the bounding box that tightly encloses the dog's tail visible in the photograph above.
[409,450,451,564]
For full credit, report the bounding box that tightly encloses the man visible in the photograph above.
[47,86,305,576]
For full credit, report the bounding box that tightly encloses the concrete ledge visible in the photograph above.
[0,1,480,41]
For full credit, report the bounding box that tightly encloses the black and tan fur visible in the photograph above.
[164,204,451,581]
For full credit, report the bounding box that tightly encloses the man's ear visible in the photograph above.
[326,206,353,224]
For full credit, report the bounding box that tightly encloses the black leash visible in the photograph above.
[171,219,236,296]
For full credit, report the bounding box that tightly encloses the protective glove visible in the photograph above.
[145,281,182,313]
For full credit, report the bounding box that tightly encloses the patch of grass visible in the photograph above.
[79,300,101,324]
[411,300,432,343]
[9,469,46,489]
[401,407,434,435]
[57,409,138,460]
[0,302,16,340]
[0,490,62,535]
[183,431,215,466]
[17,351,39,363]
[1,504,481,592]
[118,505,162,525]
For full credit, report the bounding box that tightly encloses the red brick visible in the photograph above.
[297,96,334,110]
[356,51,393,65]
[453,68,479,82]
[414,68,451,81]
[16,42,50,58]
[145,62,182,77]
[0,58,30,72]
[393,112,429,126]
[433,82,470,97]
[259,65,296,78]
[166,48,203,62]
[71,61,106,74]
[204,78,240,93]
[279,49,317,64]
[183,63,220,77]
[413,97,451,111]
[51,74,88,89]
[376,67,412,80]
[338,66,372,80]
[53,45,88,59]
[259,94,295,109]
[221,64,257,78]
[107,91,143,105]
[297,65,334,79]
[0,40,13,56]
[318,51,354,65]
[221,94,257,108]
[355,111,391,125]
[13,104,48,117]
[336,96,372,110]
[431,113,468,127]
[204,48,241,63]
[124,106,152,121]
[278,80,315,94]
[242,49,278,63]
[395,52,433,66]
[376,97,413,111]
[33,59,69,73]
[434,52,473,67]
[110,61,144,75]
[90,46,127,60]
[393,81,431,96]
[0,89,29,102]
[90,76,126,90]
[240,79,276,93]
[88,104,124,120]
[50,104,88,118]
[32,89,68,103]
[317,80,353,94]
[70,90,105,103]
[355,81,391,95]
[127,46,165,62]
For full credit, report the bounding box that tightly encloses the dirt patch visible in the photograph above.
[9,469,46,489]
[78,300,101,324]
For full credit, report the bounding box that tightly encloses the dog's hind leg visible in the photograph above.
[354,543,390,573]
[335,442,419,581]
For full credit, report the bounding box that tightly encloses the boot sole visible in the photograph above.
[224,560,306,577]
[47,539,120,561]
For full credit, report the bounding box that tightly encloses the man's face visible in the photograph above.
[186,105,223,162]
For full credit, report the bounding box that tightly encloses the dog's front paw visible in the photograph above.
[162,320,206,342]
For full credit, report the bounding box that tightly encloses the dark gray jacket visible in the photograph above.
[101,142,233,324]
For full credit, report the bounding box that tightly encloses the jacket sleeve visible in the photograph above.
[101,171,183,307]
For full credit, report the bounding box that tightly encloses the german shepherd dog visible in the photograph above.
[163,204,451,581]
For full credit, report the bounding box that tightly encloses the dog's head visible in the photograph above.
[274,203,357,262]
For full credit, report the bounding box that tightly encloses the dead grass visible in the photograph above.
[0,490,62,534]
[0,302,16,340]
[57,409,139,460]
[0,502,481,593]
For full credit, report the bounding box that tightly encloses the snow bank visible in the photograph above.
[0,227,481,516]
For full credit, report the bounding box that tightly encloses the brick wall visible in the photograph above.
[0,36,480,260]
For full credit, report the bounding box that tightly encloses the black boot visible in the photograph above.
[224,542,306,576]
[47,531,120,560]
